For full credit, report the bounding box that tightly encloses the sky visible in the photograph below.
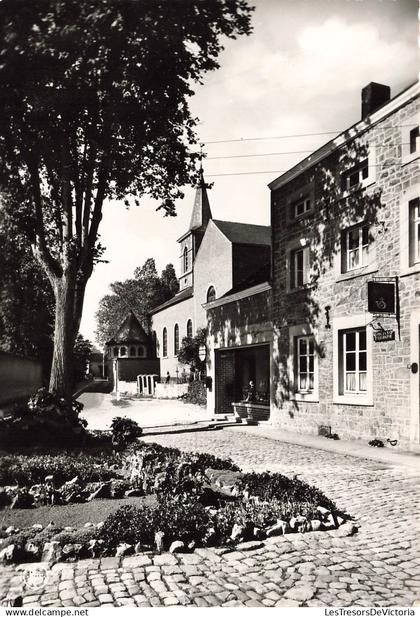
[80,0,419,344]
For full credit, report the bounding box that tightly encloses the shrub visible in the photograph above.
[237,472,337,512]
[111,417,143,449]
[0,388,87,449]
[0,452,122,487]
[99,496,211,551]
[180,380,207,406]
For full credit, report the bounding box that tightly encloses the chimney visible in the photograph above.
[361,82,391,120]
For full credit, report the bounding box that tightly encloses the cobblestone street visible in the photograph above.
[1,427,419,608]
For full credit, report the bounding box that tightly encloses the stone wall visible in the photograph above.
[0,351,43,407]
[270,87,420,447]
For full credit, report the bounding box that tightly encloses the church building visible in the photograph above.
[150,170,271,381]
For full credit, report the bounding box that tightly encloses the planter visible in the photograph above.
[231,402,270,423]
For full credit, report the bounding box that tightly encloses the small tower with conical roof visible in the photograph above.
[177,167,212,291]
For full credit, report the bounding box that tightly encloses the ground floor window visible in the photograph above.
[296,335,315,392]
[339,327,367,394]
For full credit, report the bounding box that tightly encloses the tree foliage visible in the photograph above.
[0,0,253,397]
[95,258,179,348]
[72,333,93,383]
[178,327,207,373]
[0,198,54,374]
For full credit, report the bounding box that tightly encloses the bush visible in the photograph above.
[0,388,88,449]
[180,380,206,406]
[0,452,122,487]
[100,496,211,550]
[237,472,337,512]
[111,417,143,449]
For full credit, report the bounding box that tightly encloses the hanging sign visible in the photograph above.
[198,344,207,361]
[373,330,395,342]
[367,281,395,314]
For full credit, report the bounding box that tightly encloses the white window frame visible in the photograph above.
[287,239,311,291]
[333,314,373,406]
[344,224,370,272]
[292,195,311,219]
[400,186,420,277]
[335,220,377,282]
[286,182,315,223]
[341,144,376,197]
[288,325,319,402]
[341,329,367,395]
[401,113,420,166]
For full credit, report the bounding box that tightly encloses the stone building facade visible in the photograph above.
[268,81,420,448]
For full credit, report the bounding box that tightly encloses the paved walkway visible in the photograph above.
[0,427,419,607]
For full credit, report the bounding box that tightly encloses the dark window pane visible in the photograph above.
[362,165,369,179]
[309,356,314,372]
[309,338,314,354]
[359,330,366,350]
[410,127,419,154]
[346,332,356,351]
[362,226,369,245]
[299,338,307,355]
[359,351,367,371]
[346,352,356,371]
[348,228,359,250]
[299,356,307,372]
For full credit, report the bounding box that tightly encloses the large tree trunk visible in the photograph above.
[49,273,77,399]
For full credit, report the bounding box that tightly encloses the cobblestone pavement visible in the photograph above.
[1,428,419,608]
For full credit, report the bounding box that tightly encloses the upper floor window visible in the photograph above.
[183,246,189,273]
[290,246,310,289]
[401,116,419,165]
[129,346,136,357]
[409,198,420,266]
[341,160,369,191]
[207,286,216,303]
[162,327,167,358]
[137,345,146,358]
[410,127,419,154]
[174,324,179,355]
[339,328,367,395]
[291,196,311,219]
[296,336,315,392]
[120,346,127,357]
[187,319,193,339]
[342,224,370,272]
[113,346,119,357]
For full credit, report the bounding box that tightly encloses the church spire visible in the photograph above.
[188,165,212,231]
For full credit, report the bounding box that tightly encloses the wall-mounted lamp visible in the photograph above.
[325,305,331,329]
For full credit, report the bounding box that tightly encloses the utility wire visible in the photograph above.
[206,144,411,161]
[202,126,418,145]
[205,162,412,178]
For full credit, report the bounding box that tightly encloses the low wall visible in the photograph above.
[154,383,189,399]
[0,351,43,406]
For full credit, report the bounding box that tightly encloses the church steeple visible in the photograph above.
[177,166,213,292]
[188,167,212,232]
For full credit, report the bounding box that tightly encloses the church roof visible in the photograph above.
[150,286,194,315]
[213,220,271,246]
[106,311,150,345]
[188,169,212,232]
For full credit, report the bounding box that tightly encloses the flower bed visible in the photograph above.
[0,441,352,565]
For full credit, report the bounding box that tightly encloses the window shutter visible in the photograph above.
[303,247,311,284]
